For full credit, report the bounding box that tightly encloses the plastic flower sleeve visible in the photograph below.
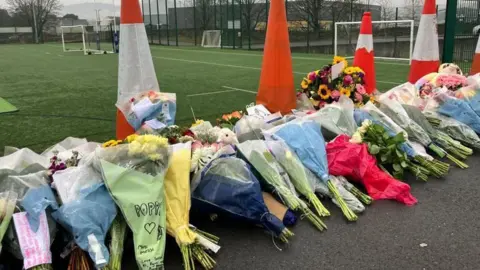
[435,91,480,134]
[234,115,274,143]
[98,141,171,270]
[329,176,365,213]
[21,185,59,232]
[0,148,49,173]
[265,140,330,217]
[191,156,293,241]
[326,134,417,205]
[164,142,219,270]
[53,165,102,204]
[272,120,358,221]
[363,102,406,137]
[425,111,480,149]
[0,191,17,253]
[52,183,116,268]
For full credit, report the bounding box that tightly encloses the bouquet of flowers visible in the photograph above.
[378,96,468,168]
[350,119,433,181]
[402,105,473,159]
[265,140,331,217]
[164,142,219,270]
[299,56,370,109]
[353,109,449,178]
[158,125,195,144]
[425,111,480,149]
[191,156,294,242]
[264,120,358,221]
[237,140,327,229]
[217,111,243,129]
[327,134,417,205]
[97,134,171,270]
[117,91,177,132]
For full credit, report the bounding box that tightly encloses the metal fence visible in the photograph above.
[140,1,457,61]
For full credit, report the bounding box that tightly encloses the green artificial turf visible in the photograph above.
[0,44,410,153]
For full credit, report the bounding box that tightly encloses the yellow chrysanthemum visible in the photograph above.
[126,134,139,143]
[333,56,348,68]
[369,96,376,103]
[191,119,205,128]
[339,87,351,97]
[318,85,331,100]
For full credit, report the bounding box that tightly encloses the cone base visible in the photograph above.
[353,48,376,94]
[408,60,440,83]
[470,54,480,75]
[116,109,135,140]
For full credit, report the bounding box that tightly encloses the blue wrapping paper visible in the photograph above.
[52,183,116,268]
[437,96,480,134]
[21,185,59,232]
[272,121,330,182]
[191,156,286,237]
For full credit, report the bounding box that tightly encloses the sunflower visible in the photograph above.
[339,87,351,97]
[333,56,348,68]
[300,78,310,90]
[318,84,331,100]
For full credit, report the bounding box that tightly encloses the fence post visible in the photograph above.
[394,7,398,57]
[194,0,197,46]
[232,0,235,49]
[239,0,243,48]
[307,13,310,53]
[220,0,223,49]
[442,0,457,62]
[174,0,179,46]
[157,0,161,44]
[165,0,170,45]
[149,0,153,43]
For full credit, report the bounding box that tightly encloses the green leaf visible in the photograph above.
[393,163,402,171]
[382,132,390,140]
[369,144,380,155]
[396,149,403,158]
[401,161,408,168]
[393,133,405,144]
[381,155,388,162]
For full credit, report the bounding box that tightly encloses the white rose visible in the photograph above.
[349,132,363,144]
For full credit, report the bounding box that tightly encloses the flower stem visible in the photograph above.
[348,186,373,205]
[446,154,469,169]
[307,193,330,217]
[327,180,358,221]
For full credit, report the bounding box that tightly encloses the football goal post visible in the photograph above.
[201,30,221,48]
[61,24,115,55]
[334,20,414,63]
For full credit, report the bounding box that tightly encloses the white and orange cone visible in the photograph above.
[470,35,480,75]
[116,0,160,140]
[408,0,440,83]
[353,12,376,94]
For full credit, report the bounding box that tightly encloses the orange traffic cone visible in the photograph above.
[116,0,160,139]
[256,0,296,114]
[408,0,439,83]
[470,35,480,75]
[353,12,376,94]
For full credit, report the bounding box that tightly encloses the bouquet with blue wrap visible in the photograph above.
[263,120,358,221]
[52,182,117,268]
[434,91,480,134]
[190,155,294,242]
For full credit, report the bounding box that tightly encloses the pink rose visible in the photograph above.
[356,84,366,94]
[331,90,340,99]
[308,72,316,81]
[355,92,363,102]
[343,75,353,85]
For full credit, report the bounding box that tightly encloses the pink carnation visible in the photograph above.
[356,84,366,95]
[331,90,341,99]
[343,75,353,85]
[308,72,316,81]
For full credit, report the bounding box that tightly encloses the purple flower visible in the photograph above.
[343,75,353,85]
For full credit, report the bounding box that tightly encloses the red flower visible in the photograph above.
[183,129,195,137]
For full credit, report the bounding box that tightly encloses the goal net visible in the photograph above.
[334,20,414,63]
[201,30,221,48]
[61,25,114,55]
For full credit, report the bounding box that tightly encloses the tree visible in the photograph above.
[404,0,423,22]
[194,0,216,30]
[62,13,79,20]
[0,8,12,27]
[235,0,265,32]
[6,0,62,42]
[288,0,325,37]
[377,0,395,21]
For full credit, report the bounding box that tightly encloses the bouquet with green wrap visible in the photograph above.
[96,134,171,270]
